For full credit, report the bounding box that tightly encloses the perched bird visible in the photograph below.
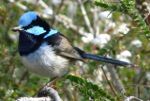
[12,11,133,79]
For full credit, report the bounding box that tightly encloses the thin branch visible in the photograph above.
[77,0,94,34]
[107,64,126,96]
[92,7,100,37]
[100,65,118,96]
[54,14,87,36]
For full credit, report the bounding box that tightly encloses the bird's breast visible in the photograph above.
[21,43,69,78]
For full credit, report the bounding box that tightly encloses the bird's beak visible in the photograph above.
[12,26,23,32]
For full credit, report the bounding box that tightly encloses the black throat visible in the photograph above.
[18,30,45,56]
[18,30,61,56]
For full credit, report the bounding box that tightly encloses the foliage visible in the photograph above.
[95,0,150,40]
[66,75,115,101]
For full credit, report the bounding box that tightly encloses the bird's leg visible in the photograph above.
[45,77,59,87]
[36,77,60,96]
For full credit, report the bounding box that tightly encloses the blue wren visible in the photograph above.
[12,11,133,79]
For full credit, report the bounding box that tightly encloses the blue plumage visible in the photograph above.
[44,29,58,38]
[18,11,58,38]
[26,26,46,35]
[19,11,37,27]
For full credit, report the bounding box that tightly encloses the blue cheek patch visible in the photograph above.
[44,29,58,38]
[26,26,46,35]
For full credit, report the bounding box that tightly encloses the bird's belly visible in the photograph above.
[21,45,69,78]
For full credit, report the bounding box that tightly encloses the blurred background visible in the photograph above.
[0,0,150,100]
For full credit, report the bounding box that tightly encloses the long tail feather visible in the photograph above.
[82,53,132,66]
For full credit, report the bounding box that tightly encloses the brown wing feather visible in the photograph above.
[53,34,83,60]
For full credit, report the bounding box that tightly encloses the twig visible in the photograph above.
[54,14,87,36]
[100,65,118,96]
[77,0,94,34]
[38,0,53,15]
[107,64,126,96]
[92,7,100,37]
[51,0,65,25]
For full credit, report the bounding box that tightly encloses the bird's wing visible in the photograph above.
[46,34,83,60]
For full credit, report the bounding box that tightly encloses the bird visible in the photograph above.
[12,11,134,79]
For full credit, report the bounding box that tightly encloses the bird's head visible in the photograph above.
[12,11,59,55]
[13,11,58,38]
[12,11,50,36]
[12,11,49,55]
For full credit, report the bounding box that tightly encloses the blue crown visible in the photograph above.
[19,11,38,27]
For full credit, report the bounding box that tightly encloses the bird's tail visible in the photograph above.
[75,47,135,67]
[82,53,133,66]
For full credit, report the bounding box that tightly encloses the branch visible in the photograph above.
[16,86,62,101]
[77,0,94,34]
[107,64,126,96]
[100,65,118,96]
